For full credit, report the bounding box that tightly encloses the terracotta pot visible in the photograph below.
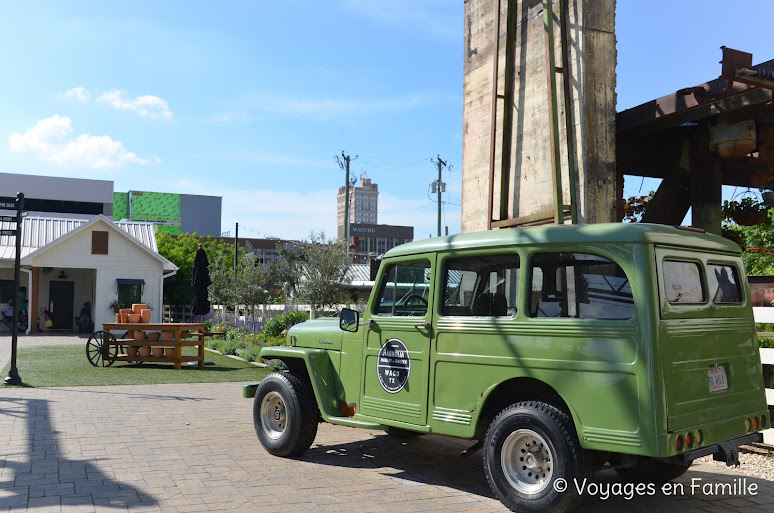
[120,313,129,323]
[160,331,175,342]
[126,346,139,357]
[132,303,148,315]
[138,346,151,357]
[165,347,176,358]
[116,313,122,323]
[127,314,141,323]
[140,308,151,323]
[119,308,133,314]
[133,330,146,342]
[148,331,160,341]
[152,347,164,358]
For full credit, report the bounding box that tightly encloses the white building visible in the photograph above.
[0,215,177,333]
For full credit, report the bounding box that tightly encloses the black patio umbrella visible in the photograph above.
[191,244,211,319]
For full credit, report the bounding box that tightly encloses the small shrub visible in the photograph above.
[265,359,288,371]
[262,310,309,338]
[236,346,263,362]
[759,338,774,349]
[218,339,247,356]
[263,336,286,347]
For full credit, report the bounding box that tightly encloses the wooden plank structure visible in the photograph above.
[103,322,205,370]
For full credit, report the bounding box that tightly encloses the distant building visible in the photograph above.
[0,172,113,219]
[337,173,378,228]
[113,190,222,237]
[208,236,298,265]
[333,174,413,264]
[340,223,414,264]
[0,172,222,236]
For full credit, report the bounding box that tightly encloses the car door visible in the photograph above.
[360,256,435,426]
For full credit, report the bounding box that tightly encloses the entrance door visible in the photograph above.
[360,257,435,426]
[49,281,74,330]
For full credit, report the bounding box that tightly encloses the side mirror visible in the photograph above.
[339,308,359,333]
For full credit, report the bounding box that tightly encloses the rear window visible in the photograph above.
[663,260,705,304]
[707,263,743,304]
[530,253,634,320]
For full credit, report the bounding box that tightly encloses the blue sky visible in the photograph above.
[1,1,771,240]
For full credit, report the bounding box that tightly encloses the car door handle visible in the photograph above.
[414,322,428,329]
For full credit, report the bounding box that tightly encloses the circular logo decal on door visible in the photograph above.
[377,338,411,393]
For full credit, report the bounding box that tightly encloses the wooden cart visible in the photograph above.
[86,322,206,370]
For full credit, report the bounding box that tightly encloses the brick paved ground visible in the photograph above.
[2,334,774,512]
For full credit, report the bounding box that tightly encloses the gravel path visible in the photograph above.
[695,443,774,481]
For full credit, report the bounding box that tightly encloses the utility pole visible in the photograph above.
[431,156,448,237]
[335,152,356,260]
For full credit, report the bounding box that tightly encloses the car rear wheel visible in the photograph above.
[484,400,590,513]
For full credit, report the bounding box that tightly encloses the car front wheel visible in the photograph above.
[253,372,318,457]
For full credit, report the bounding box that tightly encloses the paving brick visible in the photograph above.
[3,334,774,512]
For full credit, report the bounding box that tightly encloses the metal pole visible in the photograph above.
[436,156,447,237]
[5,192,24,385]
[234,222,238,274]
[343,153,351,259]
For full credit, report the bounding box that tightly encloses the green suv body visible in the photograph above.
[251,223,768,513]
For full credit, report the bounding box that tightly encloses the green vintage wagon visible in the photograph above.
[248,223,768,512]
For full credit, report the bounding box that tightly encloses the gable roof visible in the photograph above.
[0,215,177,271]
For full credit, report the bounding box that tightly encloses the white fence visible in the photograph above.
[754,308,774,444]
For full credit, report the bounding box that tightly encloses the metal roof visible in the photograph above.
[0,216,159,260]
[346,264,372,285]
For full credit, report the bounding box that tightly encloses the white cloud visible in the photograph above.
[61,87,89,101]
[98,90,173,119]
[8,115,154,169]
[59,87,173,119]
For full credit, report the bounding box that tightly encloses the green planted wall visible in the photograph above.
[113,193,128,220]
[112,191,183,235]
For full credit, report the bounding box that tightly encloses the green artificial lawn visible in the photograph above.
[1,345,270,387]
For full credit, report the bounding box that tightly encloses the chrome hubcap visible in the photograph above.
[501,429,554,494]
[260,391,287,440]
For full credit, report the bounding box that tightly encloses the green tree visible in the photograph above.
[294,232,351,318]
[234,250,270,335]
[722,208,774,275]
[156,232,239,305]
[269,241,305,301]
[208,257,237,310]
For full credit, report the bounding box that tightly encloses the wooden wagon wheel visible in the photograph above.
[86,330,118,367]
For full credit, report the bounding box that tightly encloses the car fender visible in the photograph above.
[260,346,342,420]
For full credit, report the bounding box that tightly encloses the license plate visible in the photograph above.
[708,365,728,392]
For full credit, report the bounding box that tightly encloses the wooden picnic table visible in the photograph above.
[102,322,206,370]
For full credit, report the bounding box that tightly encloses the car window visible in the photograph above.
[530,253,634,320]
[663,260,706,304]
[374,260,431,317]
[443,254,519,317]
[707,263,743,304]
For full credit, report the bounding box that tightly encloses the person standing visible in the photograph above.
[18,286,27,313]
[2,300,14,331]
